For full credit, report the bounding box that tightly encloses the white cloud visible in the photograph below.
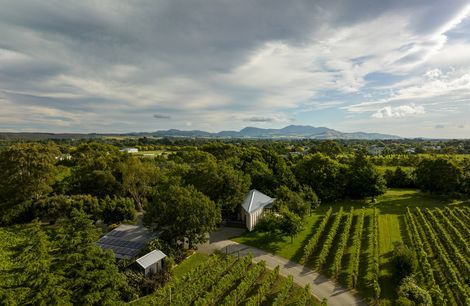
[372,104,425,118]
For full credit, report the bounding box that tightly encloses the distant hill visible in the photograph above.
[151,125,401,139]
[0,125,401,140]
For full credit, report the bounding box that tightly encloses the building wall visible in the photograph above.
[143,260,164,276]
[246,208,264,231]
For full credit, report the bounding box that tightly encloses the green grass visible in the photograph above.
[172,252,209,278]
[232,188,468,303]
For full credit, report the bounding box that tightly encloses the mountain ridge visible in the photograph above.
[151,124,401,139]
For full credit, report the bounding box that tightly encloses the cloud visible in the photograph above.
[153,113,171,119]
[0,0,469,138]
[435,124,445,129]
[243,117,274,123]
[372,104,425,118]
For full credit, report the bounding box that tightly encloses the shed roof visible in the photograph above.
[136,250,167,269]
[96,224,155,260]
[241,189,275,214]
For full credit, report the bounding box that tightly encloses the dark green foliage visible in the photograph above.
[57,209,129,305]
[279,208,303,243]
[295,153,347,201]
[384,167,415,188]
[18,220,71,305]
[255,211,282,232]
[100,196,136,224]
[391,243,417,283]
[275,185,311,218]
[0,143,59,224]
[144,184,221,247]
[67,143,124,197]
[34,194,100,223]
[346,153,386,198]
[415,158,462,194]
[183,160,250,212]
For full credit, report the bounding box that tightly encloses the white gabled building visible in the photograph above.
[136,249,167,276]
[240,189,275,231]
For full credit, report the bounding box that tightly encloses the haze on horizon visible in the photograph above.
[0,0,470,138]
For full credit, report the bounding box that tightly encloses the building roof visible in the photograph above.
[96,224,155,260]
[242,189,275,214]
[136,250,167,269]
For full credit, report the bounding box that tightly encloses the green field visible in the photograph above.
[233,188,468,304]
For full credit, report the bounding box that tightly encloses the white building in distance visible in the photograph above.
[120,147,139,153]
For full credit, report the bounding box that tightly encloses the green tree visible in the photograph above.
[18,220,71,305]
[384,167,414,188]
[100,196,136,224]
[279,209,303,243]
[275,186,310,218]
[346,153,386,199]
[391,243,416,283]
[144,185,220,248]
[0,143,59,224]
[57,210,127,305]
[183,160,250,213]
[67,143,123,197]
[415,158,462,194]
[120,157,158,211]
[295,153,346,201]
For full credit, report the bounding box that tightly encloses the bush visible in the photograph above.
[397,276,432,306]
[391,242,417,283]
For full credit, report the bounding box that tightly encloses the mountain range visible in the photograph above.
[143,125,401,140]
[0,125,401,140]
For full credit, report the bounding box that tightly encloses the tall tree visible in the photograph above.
[295,153,347,201]
[57,210,127,305]
[120,157,158,211]
[346,153,386,199]
[0,143,59,224]
[183,160,250,213]
[144,185,220,247]
[18,220,71,305]
[67,143,123,197]
[415,158,462,194]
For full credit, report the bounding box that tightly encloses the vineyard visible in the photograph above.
[132,253,319,306]
[296,204,470,305]
[405,207,470,305]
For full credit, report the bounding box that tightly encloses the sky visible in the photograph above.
[1,0,470,138]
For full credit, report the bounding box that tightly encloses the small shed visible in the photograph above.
[136,250,167,276]
[240,189,275,231]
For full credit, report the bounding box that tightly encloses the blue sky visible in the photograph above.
[0,0,469,138]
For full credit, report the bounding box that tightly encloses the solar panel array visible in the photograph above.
[97,231,149,259]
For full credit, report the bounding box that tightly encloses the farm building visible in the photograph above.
[120,147,139,153]
[136,249,167,276]
[239,189,275,231]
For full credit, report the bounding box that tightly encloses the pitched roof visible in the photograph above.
[96,224,155,260]
[136,249,167,269]
[241,189,275,214]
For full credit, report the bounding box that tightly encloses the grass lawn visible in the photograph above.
[232,188,466,303]
[172,252,209,278]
